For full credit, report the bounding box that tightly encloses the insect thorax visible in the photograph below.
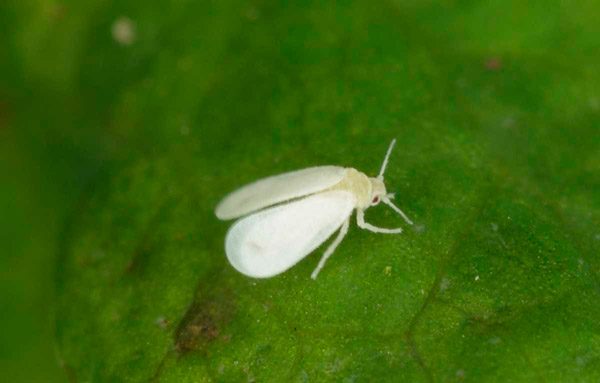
[327,168,372,209]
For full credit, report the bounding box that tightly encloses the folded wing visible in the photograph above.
[215,166,347,220]
[225,190,356,278]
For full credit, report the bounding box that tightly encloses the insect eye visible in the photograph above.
[372,196,379,204]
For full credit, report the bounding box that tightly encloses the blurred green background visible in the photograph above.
[2,0,599,382]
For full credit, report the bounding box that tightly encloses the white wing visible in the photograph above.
[215,166,347,220]
[225,190,356,278]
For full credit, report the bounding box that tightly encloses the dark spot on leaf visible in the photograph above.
[62,362,78,383]
[174,282,235,354]
[124,201,172,275]
[484,56,502,71]
[124,246,152,274]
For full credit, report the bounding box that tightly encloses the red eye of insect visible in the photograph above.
[372,196,379,203]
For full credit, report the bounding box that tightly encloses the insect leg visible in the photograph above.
[311,217,350,280]
[356,209,403,234]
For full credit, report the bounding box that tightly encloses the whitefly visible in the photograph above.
[215,139,413,280]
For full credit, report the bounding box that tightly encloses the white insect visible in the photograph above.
[215,139,413,280]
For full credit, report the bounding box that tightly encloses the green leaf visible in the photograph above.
[55,1,600,382]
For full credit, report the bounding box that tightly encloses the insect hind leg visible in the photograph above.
[311,217,350,280]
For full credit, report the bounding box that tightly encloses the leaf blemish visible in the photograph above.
[174,287,235,354]
[155,316,169,329]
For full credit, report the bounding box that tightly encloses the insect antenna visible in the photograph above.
[377,139,397,180]
[382,196,413,225]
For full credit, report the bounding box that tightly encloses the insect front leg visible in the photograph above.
[356,209,403,234]
[311,217,350,280]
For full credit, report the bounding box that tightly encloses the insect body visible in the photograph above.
[215,139,413,280]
